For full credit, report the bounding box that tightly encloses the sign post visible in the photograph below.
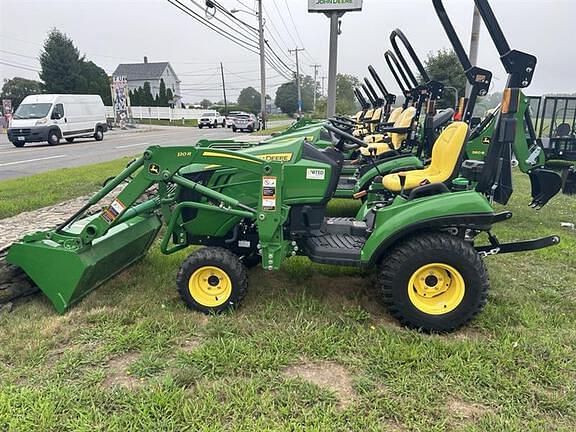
[308,0,363,117]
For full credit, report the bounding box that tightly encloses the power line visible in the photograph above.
[167,0,292,79]
[167,0,259,54]
[209,0,259,33]
[283,0,318,65]
[0,60,40,73]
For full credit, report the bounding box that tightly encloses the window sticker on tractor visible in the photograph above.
[262,176,277,211]
[306,168,326,180]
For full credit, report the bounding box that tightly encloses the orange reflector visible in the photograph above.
[353,190,368,200]
[502,89,512,114]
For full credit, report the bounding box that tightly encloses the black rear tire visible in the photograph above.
[177,247,248,314]
[47,130,60,146]
[378,232,489,333]
[11,141,25,148]
[94,127,104,141]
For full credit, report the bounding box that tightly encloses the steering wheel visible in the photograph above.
[324,124,368,152]
[328,118,356,132]
[334,115,360,126]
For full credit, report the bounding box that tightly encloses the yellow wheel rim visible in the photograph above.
[188,266,232,308]
[408,263,465,315]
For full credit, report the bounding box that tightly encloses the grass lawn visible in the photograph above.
[1,167,575,430]
[0,158,132,219]
[252,124,290,136]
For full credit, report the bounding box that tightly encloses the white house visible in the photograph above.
[112,56,181,103]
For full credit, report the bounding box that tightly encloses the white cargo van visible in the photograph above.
[8,94,108,147]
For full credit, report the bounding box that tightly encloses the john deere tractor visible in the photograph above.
[6,0,562,332]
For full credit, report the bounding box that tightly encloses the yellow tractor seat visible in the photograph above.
[360,107,416,157]
[386,107,404,125]
[382,122,469,192]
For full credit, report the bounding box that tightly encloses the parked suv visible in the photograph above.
[225,111,242,128]
[198,111,225,129]
[231,113,261,133]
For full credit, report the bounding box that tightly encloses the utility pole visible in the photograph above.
[326,12,342,117]
[308,2,362,117]
[220,62,228,115]
[289,47,305,116]
[310,64,321,112]
[466,5,482,96]
[257,0,267,129]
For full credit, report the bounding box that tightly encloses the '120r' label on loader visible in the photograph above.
[262,176,277,211]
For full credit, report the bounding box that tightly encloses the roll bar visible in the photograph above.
[432,0,492,122]
[361,83,377,108]
[368,65,397,107]
[390,29,429,88]
[354,87,370,110]
[473,0,536,88]
[364,77,383,107]
[384,50,414,108]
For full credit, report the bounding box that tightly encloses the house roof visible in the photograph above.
[112,62,175,81]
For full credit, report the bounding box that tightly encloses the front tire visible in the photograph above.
[378,232,489,333]
[177,247,248,314]
[11,140,25,148]
[232,126,237,133]
[47,130,60,146]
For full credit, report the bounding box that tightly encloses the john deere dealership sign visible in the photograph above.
[308,0,363,12]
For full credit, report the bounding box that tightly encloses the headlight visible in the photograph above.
[36,118,47,125]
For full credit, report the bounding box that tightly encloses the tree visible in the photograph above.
[1,77,43,110]
[238,86,261,113]
[141,81,154,106]
[336,74,360,114]
[158,78,167,106]
[79,61,111,105]
[274,75,317,116]
[39,29,112,104]
[275,81,298,116]
[199,99,212,109]
[423,49,466,109]
[166,88,174,106]
[39,29,84,94]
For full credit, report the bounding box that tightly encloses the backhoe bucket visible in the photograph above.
[6,214,161,313]
[529,168,562,209]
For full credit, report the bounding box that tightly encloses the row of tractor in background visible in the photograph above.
[198,110,262,132]
[529,95,576,194]
[4,0,572,333]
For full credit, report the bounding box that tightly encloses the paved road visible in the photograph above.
[0,124,284,181]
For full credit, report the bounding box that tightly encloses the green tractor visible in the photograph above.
[6,0,562,333]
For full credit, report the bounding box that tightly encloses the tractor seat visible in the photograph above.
[360,107,416,157]
[382,122,469,192]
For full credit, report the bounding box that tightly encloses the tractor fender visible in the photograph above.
[361,190,495,266]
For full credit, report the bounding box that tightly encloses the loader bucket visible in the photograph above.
[6,214,161,314]
[528,168,562,209]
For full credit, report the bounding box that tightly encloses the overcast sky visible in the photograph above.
[1,0,574,104]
